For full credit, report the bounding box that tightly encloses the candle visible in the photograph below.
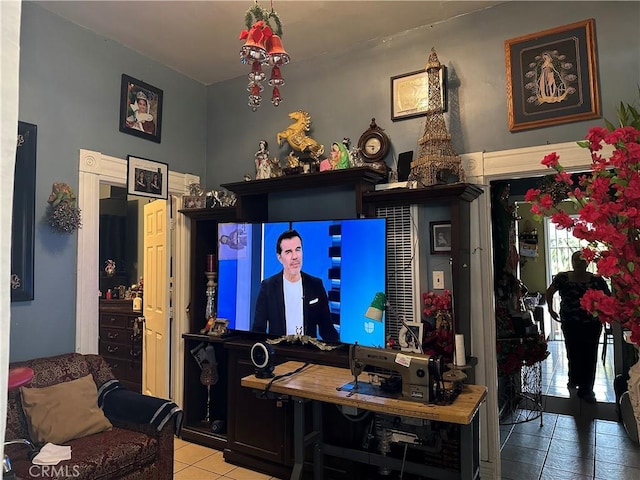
[206,254,215,272]
[455,334,466,367]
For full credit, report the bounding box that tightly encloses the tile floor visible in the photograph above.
[541,334,616,402]
[174,437,282,479]
[174,338,640,480]
[500,337,640,479]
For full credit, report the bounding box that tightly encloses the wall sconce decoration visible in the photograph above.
[239,1,290,111]
[46,182,82,233]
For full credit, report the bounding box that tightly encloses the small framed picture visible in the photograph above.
[210,319,230,337]
[391,67,447,122]
[127,155,168,200]
[182,196,206,209]
[430,221,451,254]
[399,322,423,353]
[119,74,163,143]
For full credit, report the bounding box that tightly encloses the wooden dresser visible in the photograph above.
[98,299,143,393]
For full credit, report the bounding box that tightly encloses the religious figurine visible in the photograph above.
[255,140,271,180]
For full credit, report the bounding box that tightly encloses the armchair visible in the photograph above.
[4,353,181,480]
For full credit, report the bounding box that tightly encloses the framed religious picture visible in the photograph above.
[127,155,168,200]
[119,74,163,143]
[430,221,452,254]
[505,18,600,132]
[391,67,447,121]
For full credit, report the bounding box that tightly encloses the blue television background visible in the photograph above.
[217,218,386,347]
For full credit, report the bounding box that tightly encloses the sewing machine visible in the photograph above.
[348,344,448,403]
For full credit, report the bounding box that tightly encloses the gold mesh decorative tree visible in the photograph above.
[408,48,465,188]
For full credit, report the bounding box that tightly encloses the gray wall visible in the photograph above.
[205,2,640,188]
[11,2,207,361]
[11,1,639,362]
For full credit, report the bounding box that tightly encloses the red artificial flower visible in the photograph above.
[541,152,560,168]
[524,188,540,203]
[529,124,640,336]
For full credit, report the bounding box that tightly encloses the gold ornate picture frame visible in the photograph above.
[391,67,447,122]
[505,19,600,132]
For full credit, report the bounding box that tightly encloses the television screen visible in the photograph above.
[216,218,387,347]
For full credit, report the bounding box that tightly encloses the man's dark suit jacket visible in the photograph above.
[252,271,339,342]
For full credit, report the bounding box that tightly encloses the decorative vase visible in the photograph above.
[620,334,640,444]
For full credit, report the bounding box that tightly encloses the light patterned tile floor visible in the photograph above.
[173,437,281,480]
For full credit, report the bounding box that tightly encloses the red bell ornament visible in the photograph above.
[248,61,266,82]
[268,66,285,86]
[248,82,264,97]
[266,35,290,66]
[271,87,282,107]
[239,22,269,64]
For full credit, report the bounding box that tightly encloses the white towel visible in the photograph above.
[32,442,71,465]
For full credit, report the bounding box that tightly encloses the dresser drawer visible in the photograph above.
[99,341,142,360]
[100,313,140,329]
[99,324,141,343]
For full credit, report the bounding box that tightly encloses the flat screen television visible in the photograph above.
[216,218,387,347]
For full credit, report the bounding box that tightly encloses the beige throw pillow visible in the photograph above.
[21,373,112,444]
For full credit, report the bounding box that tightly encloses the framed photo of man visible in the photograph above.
[119,74,163,143]
[430,221,452,254]
[127,155,168,200]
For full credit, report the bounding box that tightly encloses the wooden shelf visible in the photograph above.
[363,183,483,208]
[178,206,236,221]
[221,167,386,196]
[221,167,387,220]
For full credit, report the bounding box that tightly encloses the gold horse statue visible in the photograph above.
[276,111,325,161]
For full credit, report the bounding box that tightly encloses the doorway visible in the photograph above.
[492,177,618,420]
[76,148,196,405]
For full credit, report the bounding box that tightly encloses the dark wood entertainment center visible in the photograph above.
[179,167,483,479]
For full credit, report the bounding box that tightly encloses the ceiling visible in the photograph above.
[35,1,504,85]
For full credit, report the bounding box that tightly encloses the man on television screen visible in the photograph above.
[252,229,339,342]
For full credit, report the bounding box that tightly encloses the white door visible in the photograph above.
[143,199,170,398]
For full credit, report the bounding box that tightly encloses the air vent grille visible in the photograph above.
[376,205,418,342]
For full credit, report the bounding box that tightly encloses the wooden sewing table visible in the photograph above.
[241,361,487,480]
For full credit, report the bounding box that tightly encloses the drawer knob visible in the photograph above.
[107,345,119,353]
[107,332,119,339]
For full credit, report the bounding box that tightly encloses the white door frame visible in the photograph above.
[76,148,197,405]
[464,140,595,479]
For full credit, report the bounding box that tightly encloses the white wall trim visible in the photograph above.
[76,149,198,406]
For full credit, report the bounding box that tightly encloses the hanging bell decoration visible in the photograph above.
[271,86,282,107]
[238,3,289,110]
[265,35,290,66]
[247,81,264,95]
[268,65,284,86]
[239,21,269,64]
[248,61,266,82]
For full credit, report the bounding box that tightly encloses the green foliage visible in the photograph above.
[607,86,640,130]
[244,4,283,37]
